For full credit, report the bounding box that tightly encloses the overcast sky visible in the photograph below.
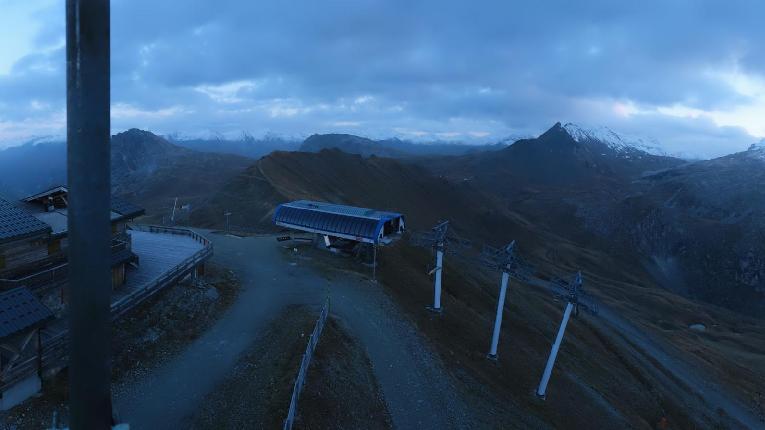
[1,0,764,157]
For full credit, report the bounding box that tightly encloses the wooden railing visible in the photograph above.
[128,224,211,247]
[0,263,69,292]
[111,226,212,319]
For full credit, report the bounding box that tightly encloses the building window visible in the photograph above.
[0,254,5,270]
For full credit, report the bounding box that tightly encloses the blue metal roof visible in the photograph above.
[273,200,404,243]
[0,287,53,338]
[0,197,51,244]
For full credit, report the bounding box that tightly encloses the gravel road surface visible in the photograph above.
[115,232,473,429]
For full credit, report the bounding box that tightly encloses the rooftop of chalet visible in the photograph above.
[30,208,133,236]
[0,286,53,338]
[0,197,51,245]
[18,186,146,237]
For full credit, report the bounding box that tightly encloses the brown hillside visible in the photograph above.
[190,148,765,428]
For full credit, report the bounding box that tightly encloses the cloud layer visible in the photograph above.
[1,0,764,157]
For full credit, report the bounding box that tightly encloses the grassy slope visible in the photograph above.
[190,149,765,427]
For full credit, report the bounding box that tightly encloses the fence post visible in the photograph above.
[283,299,330,430]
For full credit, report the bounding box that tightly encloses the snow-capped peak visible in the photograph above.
[747,139,765,152]
[562,123,668,157]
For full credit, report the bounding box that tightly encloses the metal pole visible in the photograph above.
[487,271,510,360]
[170,197,178,223]
[536,302,574,399]
[433,247,444,311]
[66,0,113,427]
[372,244,377,282]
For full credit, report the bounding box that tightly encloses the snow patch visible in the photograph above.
[749,138,765,151]
[747,139,765,158]
[746,139,765,160]
[563,123,669,157]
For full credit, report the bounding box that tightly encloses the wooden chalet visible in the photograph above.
[0,186,145,293]
[0,287,54,409]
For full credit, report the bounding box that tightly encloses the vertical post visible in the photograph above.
[170,197,178,223]
[432,247,444,311]
[487,270,510,360]
[66,0,113,428]
[36,329,42,377]
[537,302,574,399]
[372,244,377,282]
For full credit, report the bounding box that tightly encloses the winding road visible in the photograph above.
[115,232,473,429]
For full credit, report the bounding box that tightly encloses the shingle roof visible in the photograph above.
[21,186,145,221]
[0,197,51,244]
[0,287,53,338]
[111,196,145,219]
[273,200,404,244]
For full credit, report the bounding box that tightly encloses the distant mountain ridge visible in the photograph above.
[0,141,66,199]
[0,129,252,222]
[424,122,685,193]
[169,133,301,159]
[299,133,514,158]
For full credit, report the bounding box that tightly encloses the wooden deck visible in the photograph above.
[10,227,213,394]
[113,230,205,302]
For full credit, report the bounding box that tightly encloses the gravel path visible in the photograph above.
[115,233,473,429]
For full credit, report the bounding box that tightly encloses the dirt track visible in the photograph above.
[114,232,474,429]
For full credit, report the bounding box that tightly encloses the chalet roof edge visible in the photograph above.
[21,185,68,202]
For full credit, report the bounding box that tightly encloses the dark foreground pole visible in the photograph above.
[66,0,112,428]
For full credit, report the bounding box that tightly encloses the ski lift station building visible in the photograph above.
[273,200,405,246]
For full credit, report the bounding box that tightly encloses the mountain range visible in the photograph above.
[418,122,764,315]
[1,124,763,426]
[184,124,765,427]
[299,133,513,158]
[1,124,763,314]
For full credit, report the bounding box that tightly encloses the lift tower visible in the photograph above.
[480,241,533,360]
[410,221,469,313]
[536,271,598,399]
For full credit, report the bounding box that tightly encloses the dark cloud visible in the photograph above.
[1,0,763,157]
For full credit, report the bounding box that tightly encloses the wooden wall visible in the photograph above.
[0,235,50,278]
[112,263,126,289]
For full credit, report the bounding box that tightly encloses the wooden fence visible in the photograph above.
[283,298,330,430]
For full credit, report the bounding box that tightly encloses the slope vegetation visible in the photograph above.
[419,122,765,316]
[191,147,765,428]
